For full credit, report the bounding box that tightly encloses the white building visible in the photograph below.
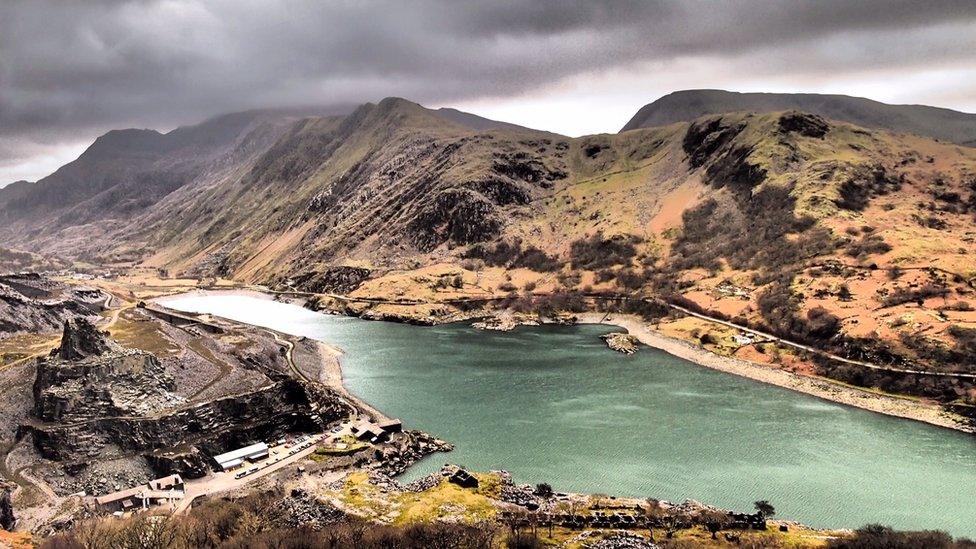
[213,442,270,471]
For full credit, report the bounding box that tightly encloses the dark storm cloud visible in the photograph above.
[2,0,976,181]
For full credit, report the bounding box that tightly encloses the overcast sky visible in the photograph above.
[2,0,976,184]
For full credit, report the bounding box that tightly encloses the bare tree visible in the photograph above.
[700,510,731,540]
[642,498,667,542]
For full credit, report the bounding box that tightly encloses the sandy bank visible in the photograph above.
[579,313,974,434]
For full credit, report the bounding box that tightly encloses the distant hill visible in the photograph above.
[0,180,35,211]
[433,107,534,132]
[0,107,355,233]
[621,89,976,145]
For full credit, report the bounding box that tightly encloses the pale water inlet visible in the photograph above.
[162,293,976,536]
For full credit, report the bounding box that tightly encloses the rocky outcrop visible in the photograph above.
[32,319,182,424]
[24,379,343,461]
[472,315,539,332]
[269,489,345,530]
[284,266,372,294]
[408,188,502,252]
[497,470,543,510]
[144,448,210,479]
[374,430,453,476]
[682,118,745,168]
[602,333,640,354]
[54,318,114,360]
[778,112,829,138]
[22,319,353,463]
[0,278,102,337]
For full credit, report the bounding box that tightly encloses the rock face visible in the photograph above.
[778,112,829,138]
[25,379,342,461]
[0,487,14,531]
[144,448,210,479]
[53,318,114,360]
[283,266,372,294]
[32,319,182,424]
[21,319,353,464]
[0,276,103,337]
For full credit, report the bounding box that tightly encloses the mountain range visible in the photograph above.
[622,89,976,146]
[2,90,975,405]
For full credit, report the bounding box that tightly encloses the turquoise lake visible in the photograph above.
[162,293,976,536]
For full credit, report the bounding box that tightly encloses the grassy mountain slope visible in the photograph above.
[3,96,975,406]
[622,89,976,146]
[130,98,568,285]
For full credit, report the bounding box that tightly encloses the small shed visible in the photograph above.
[352,421,389,443]
[148,474,184,491]
[95,486,146,512]
[448,468,479,489]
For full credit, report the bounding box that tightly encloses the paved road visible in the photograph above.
[175,433,336,513]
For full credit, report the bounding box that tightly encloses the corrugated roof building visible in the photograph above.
[213,442,269,471]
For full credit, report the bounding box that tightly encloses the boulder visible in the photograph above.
[602,333,640,354]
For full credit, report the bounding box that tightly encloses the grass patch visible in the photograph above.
[333,471,497,526]
[311,436,368,460]
[393,479,497,525]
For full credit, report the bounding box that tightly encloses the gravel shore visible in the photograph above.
[579,313,974,435]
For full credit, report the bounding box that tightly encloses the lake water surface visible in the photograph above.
[162,293,976,536]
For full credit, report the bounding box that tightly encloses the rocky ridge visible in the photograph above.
[0,274,105,337]
[19,317,353,477]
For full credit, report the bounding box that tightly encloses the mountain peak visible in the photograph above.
[88,128,166,154]
[621,89,976,145]
[350,97,535,134]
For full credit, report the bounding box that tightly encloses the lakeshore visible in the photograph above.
[159,291,976,535]
[577,313,974,435]
[160,287,975,435]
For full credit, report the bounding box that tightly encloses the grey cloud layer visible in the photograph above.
[2,0,975,176]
